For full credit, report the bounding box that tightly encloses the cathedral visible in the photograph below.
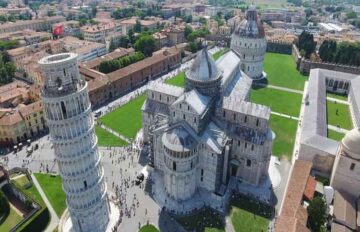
[141,7,272,206]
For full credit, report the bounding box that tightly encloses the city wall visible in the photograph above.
[292,44,360,75]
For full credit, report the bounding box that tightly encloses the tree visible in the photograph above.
[307,197,327,232]
[298,31,316,58]
[135,35,156,57]
[319,40,337,62]
[118,36,130,48]
[128,29,135,44]
[184,25,193,39]
[134,19,142,33]
[346,11,357,19]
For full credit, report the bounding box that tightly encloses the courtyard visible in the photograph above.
[326,100,352,130]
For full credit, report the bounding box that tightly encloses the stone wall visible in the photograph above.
[266,40,293,55]
[291,44,360,75]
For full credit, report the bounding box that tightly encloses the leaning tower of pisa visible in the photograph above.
[39,53,116,232]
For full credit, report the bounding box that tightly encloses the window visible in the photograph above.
[256,119,260,127]
[84,180,87,189]
[244,116,247,123]
[238,141,240,146]
[247,160,251,167]
[159,94,162,100]
[167,96,169,102]
[350,163,355,170]
[183,114,186,120]
[233,114,236,120]
[201,169,204,175]
[245,143,247,149]
[173,162,176,171]
[223,111,226,118]
[194,117,197,123]
[152,92,154,98]
[173,111,175,117]
[179,104,182,109]
[251,145,254,151]
[61,101,67,119]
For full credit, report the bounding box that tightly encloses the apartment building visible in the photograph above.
[0,16,65,33]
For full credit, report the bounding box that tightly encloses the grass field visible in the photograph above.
[175,208,225,232]
[270,114,298,160]
[165,72,185,87]
[34,173,66,217]
[99,94,146,139]
[264,53,308,91]
[139,224,159,232]
[326,92,348,101]
[212,48,230,61]
[0,206,23,231]
[230,194,272,232]
[251,87,302,117]
[326,100,352,130]
[13,175,30,188]
[95,126,128,147]
[327,129,345,141]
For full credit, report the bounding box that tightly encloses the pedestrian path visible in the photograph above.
[225,216,235,232]
[271,111,299,121]
[98,124,131,143]
[326,97,349,105]
[253,83,303,95]
[31,173,59,232]
[327,125,348,134]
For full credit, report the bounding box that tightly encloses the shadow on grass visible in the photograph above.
[252,78,268,90]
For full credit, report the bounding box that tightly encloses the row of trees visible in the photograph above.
[0,13,32,23]
[319,40,360,66]
[98,52,145,74]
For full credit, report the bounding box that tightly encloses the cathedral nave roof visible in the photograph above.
[172,89,211,115]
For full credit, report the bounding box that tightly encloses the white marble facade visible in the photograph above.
[231,6,267,80]
[39,53,110,232]
[142,46,273,203]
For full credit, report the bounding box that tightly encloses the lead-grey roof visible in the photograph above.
[148,82,184,97]
[172,89,211,115]
[141,99,170,115]
[216,50,240,89]
[221,97,271,120]
[201,121,227,154]
[186,47,221,82]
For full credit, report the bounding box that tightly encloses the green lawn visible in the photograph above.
[139,224,159,232]
[0,206,23,231]
[264,53,308,91]
[95,126,128,147]
[326,92,348,101]
[175,207,225,232]
[165,72,185,87]
[230,194,272,232]
[212,48,230,61]
[327,129,345,141]
[251,87,302,117]
[270,114,298,160]
[231,207,269,232]
[326,101,353,130]
[99,94,146,139]
[13,175,30,188]
[34,173,66,217]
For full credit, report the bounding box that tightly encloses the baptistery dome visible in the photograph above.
[341,127,360,157]
[234,6,265,39]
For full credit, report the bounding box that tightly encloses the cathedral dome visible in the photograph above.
[186,48,221,82]
[233,6,265,38]
[341,128,360,156]
[162,127,197,152]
